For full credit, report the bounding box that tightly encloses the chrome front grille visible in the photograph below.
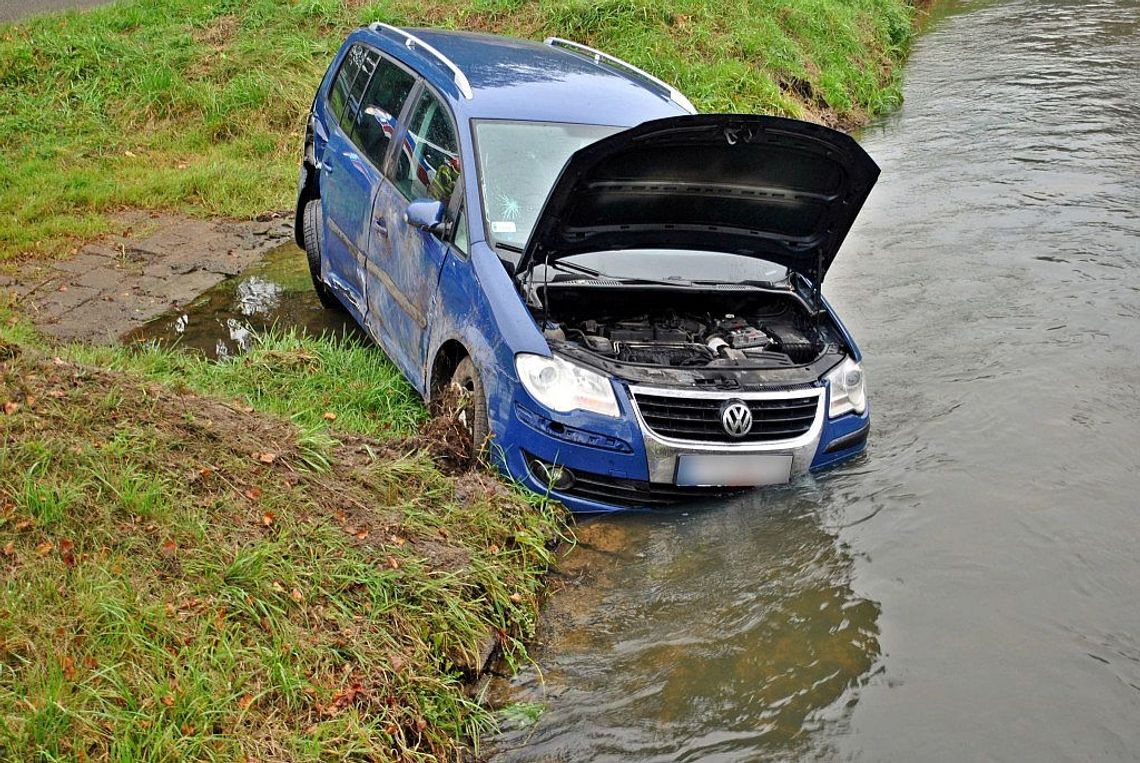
[630,387,821,444]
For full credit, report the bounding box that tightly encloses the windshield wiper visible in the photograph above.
[549,260,697,288]
[493,241,523,253]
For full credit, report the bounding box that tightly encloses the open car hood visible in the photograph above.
[519,114,879,287]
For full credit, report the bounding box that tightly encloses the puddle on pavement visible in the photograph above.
[127,242,363,357]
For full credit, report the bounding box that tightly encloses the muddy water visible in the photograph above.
[490,1,1140,760]
[127,242,363,357]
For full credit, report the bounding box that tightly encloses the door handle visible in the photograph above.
[374,216,388,237]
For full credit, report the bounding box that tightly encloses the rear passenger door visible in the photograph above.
[368,88,463,387]
[319,45,415,319]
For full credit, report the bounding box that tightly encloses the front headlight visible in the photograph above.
[827,358,866,418]
[515,353,620,418]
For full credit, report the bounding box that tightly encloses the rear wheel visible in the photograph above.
[302,199,340,309]
[451,357,490,459]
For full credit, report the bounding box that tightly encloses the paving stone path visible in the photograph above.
[1,212,294,343]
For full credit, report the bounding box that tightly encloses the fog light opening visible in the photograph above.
[531,458,576,491]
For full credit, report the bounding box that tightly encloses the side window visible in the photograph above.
[393,91,461,203]
[453,207,469,254]
[350,58,416,168]
[327,45,362,124]
[341,47,380,133]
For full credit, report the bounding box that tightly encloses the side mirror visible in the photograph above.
[405,199,446,234]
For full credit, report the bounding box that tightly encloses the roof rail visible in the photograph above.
[544,37,696,114]
[369,23,473,100]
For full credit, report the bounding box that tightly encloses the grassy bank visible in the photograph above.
[0,315,569,760]
[0,0,915,261]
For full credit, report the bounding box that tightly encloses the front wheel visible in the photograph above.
[451,357,490,460]
[302,199,340,310]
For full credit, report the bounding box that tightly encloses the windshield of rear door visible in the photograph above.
[473,120,621,250]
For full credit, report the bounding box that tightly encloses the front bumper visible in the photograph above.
[498,381,867,513]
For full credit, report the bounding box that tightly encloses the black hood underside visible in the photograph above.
[520,114,881,286]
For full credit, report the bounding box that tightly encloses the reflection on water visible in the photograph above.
[128,243,362,357]
[493,492,880,762]
[492,0,1140,759]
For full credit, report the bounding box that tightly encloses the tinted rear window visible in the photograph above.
[328,44,380,130]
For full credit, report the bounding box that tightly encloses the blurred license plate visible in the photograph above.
[674,454,793,487]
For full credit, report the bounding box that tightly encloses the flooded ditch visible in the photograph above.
[490,0,1140,760]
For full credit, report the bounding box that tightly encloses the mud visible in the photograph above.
[1,211,293,343]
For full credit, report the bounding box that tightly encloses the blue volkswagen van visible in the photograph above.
[295,25,877,511]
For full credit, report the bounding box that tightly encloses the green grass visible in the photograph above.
[0,0,916,261]
[0,312,571,761]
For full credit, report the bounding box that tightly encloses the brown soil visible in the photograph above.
[0,211,293,343]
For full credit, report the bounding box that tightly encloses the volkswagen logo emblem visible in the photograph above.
[720,399,753,438]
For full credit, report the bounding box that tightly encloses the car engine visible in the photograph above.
[545,311,825,369]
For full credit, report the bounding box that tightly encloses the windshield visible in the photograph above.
[474,120,621,249]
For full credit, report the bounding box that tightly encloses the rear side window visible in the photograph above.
[393,90,461,203]
[349,59,416,168]
[328,44,377,128]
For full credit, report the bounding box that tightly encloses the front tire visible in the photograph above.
[302,199,340,310]
[451,357,490,459]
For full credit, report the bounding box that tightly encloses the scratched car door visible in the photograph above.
[318,44,381,315]
[370,88,461,387]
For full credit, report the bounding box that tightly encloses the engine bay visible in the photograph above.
[538,289,834,370]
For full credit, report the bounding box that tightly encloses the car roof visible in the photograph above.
[357,26,691,126]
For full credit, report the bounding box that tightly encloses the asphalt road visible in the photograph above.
[0,0,110,23]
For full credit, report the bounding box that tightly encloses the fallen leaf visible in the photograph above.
[160,538,177,558]
[261,512,275,527]
[198,467,213,478]
[386,556,400,570]
[238,694,254,711]
[271,580,285,593]
[2,542,14,556]
[2,401,18,415]
[390,535,406,546]
[82,656,98,670]
[181,723,195,735]
[35,541,53,557]
[354,528,369,540]
[323,411,337,421]
[488,544,500,554]
[14,519,32,532]
[124,150,136,157]
[24,395,37,408]
[327,682,363,713]
[415,717,427,732]
[256,452,277,464]
[161,695,174,707]
[509,592,523,604]
[290,588,303,603]
[59,538,76,568]
[244,486,262,500]
[61,655,77,680]
[57,285,68,293]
